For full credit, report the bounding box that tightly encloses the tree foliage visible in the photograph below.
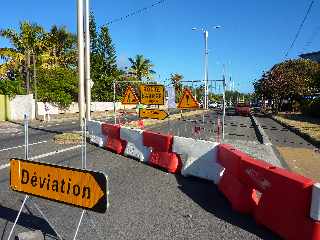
[128,54,155,81]
[253,59,320,112]
[90,13,121,101]
[36,67,78,108]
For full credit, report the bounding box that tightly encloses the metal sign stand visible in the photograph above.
[73,117,87,240]
[7,114,62,240]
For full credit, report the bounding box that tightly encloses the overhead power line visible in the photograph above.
[284,0,314,59]
[106,0,167,26]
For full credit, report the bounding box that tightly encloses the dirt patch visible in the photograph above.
[277,146,320,181]
[54,132,82,144]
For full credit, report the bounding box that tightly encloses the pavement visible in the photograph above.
[255,114,320,181]
[0,111,282,239]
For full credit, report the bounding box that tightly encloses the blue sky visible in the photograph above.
[1,0,319,93]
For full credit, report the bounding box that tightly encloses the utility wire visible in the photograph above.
[106,0,167,25]
[284,0,314,59]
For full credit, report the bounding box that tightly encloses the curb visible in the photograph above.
[270,115,320,149]
[250,114,289,169]
[250,114,271,145]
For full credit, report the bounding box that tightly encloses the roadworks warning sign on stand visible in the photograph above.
[178,89,199,109]
[139,84,165,105]
[10,158,108,213]
[122,85,139,105]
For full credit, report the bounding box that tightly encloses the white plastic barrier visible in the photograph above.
[87,120,105,147]
[173,136,224,184]
[120,127,150,162]
[311,183,320,221]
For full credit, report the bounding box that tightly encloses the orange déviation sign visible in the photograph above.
[122,86,139,105]
[10,158,108,213]
[178,89,199,109]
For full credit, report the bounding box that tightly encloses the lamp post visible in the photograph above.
[192,26,221,109]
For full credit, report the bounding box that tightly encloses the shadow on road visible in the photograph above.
[0,204,58,240]
[174,175,281,240]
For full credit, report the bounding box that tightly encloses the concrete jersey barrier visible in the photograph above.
[120,127,151,162]
[172,136,224,184]
[87,120,105,147]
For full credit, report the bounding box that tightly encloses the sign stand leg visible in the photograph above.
[7,195,29,240]
[73,117,87,240]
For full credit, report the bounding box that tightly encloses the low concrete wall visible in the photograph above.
[8,94,35,121]
[36,102,136,117]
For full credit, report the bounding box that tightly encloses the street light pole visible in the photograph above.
[192,26,221,109]
[84,0,91,121]
[77,0,85,126]
[204,30,209,109]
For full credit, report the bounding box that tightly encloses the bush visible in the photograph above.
[36,67,78,108]
[0,79,25,98]
[301,98,320,117]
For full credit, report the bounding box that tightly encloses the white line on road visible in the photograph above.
[30,145,81,160]
[0,145,81,170]
[0,140,48,152]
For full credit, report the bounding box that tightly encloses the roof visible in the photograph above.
[299,51,320,63]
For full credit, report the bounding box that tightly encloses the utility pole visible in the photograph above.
[84,0,91,120]
[77,0,85,126]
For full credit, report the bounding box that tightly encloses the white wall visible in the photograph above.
[8,94,35,121]
[36,102,136,117]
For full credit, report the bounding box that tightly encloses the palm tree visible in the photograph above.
[128,54,155,81]
[0,21,44,92]
[41,25,76,69]
[170,73,183,92]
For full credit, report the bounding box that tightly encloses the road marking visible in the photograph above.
[72,122,76,124]
[55,123,60,126]
[0,145,81,170]
[0,140,48,152]
[30,145,81,160]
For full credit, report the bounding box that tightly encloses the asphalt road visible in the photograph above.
[0,113,281,239]
[146,110,258,142]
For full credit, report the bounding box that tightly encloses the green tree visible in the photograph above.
[40,25,76,69]
[128,54,155,81]
[36,67,78,108]
[0,21,44,93]
[170,73,183,101]
[253,59,320,112]
[90,14,120,101]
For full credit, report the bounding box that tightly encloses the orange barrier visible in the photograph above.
[101,123,127,154]
[218,144,320,240]
[142,131,181,173]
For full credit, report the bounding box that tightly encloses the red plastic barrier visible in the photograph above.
[101,123,127,154]
[142,131,181,173]
[143,131,173,152]
[218,144,320,240]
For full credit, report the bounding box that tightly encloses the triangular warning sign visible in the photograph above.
[121,86,139,104]
[178,89,199,109]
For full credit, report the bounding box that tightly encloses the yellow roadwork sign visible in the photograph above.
[140,84,164,105]
[139,109,168,120]
[122,85,139,105]
[10,159,108,213]
[178,89,199,109]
